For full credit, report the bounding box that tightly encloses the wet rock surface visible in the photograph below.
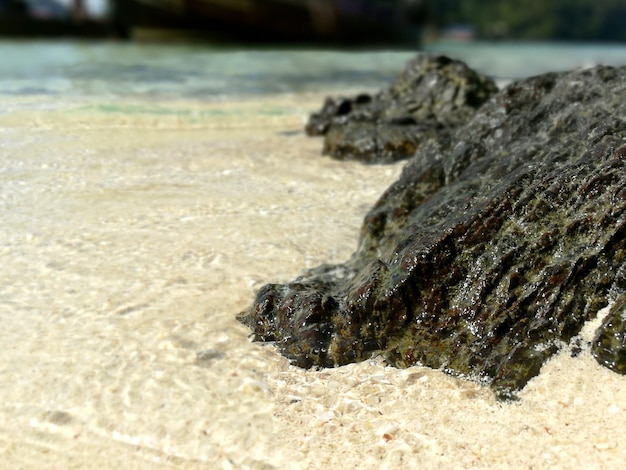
[305,54,498,163]
[592,294,626,374]
[240,63,626,399]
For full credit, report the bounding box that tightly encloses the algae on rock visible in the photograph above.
[240,61,626,399]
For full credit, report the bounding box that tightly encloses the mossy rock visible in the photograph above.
[240,62,626,400]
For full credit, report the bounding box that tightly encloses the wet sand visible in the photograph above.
[1,93,626,469]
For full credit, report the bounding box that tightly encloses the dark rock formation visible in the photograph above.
[592,294,626,374]
[305,54,498,163]
[239,63,626,399]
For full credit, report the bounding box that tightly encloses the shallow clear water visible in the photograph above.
[2,40,626,99]
[3,40,626,468]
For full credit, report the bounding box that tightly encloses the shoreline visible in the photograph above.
[1,90,626,468]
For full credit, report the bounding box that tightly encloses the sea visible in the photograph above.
[3,40,626,99]
[3,40,626,469]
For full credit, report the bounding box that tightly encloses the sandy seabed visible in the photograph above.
[1,92,625,470]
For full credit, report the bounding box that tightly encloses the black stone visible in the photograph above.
[305,54,498,164]
[239,64,626,399]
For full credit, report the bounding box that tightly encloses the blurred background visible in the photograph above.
[1,1,626,110]
[0,0,624,45]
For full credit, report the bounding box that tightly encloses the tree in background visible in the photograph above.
[426,0,626,42]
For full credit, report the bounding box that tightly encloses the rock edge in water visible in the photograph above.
[239,57,626,399]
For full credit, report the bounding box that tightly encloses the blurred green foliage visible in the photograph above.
[428,0,626,41]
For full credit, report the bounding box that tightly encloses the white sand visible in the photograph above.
[1,93,626,469]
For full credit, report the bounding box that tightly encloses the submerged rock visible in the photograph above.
[240,64,626,399]
[305,54,498,163]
